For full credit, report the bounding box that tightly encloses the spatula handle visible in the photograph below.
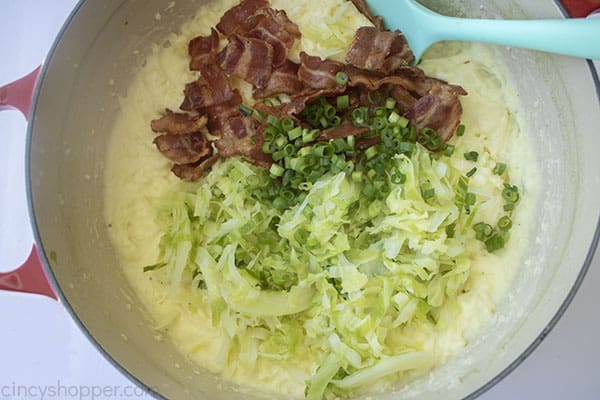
[432,16,600,59]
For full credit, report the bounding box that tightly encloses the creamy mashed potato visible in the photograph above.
[104,0,538,397]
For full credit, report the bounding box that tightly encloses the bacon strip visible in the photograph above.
[298,52,348,90]
[189,28,220,71]
[214,116,272,168]
[408,81,466,142]
[153,132,212,164]
[181,64,236,111]
[245,8,301,67]
[253,60,304,99]
[172,154,220,181]
[151,110,208,135]
[216,0,269,36]
[217,35,273,89]
[316,120,370,141]
[346,27,415,73]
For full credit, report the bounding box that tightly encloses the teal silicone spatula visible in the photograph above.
[368,0,600,62]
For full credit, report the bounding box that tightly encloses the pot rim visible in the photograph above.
[25,1,600,399]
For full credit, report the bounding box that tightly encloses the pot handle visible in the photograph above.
[560,0,600,18]
[0,66,58,301]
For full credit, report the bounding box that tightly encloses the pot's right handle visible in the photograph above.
[560,0,600,17]
[0,66,58,301]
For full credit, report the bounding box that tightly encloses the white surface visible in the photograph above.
[0,2,598,399]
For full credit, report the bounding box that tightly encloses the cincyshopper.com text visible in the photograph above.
[1,380,153,400]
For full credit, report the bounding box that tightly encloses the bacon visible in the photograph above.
[316,120,370,141]
[347,67,421,92]
[216,0,269,36]
[346,27,415,73]
[150,110,208,135]
[201,93,243,133]
[298,52,346,90]
[214,116,272,168]
[245,8,301,67]
[181,64,237,111]
[189,28,220,71]
[172,154,220,181]
[408,80,466,142]
[388,85,419,114]
[153,132,212,164]
[217,35,273,89]
[253,60,304,99]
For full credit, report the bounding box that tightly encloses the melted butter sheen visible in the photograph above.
[104,1,537,397]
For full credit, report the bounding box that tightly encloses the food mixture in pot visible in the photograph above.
[104,0,538,398]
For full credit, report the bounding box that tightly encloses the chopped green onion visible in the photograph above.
[351,107,368,125]
[351,171,363,182]
[267,114,280,127]
[494,162,507,176]
[422,187,436,200]
[485,234,506,252]
[239,104,253,117]
[143,262,167,272]
[456,124,466,136]
[281,118,295,132]
[385,98,397,109]
[466,167,477,177]
[335,71,349,85]
[303,129,320,143]
[269,163,285,177]
[365,146,379,160]
[473,222,493,240]
[503,203,515,212]
[324,104,336,119]
[502,183,520,203]
[446,223,456,238]
[465,192,476,206]
[498,216,512,231]
[464,151,479,161]
[287,126,303,141]
[336,95,349,110]
[443,144,455,157]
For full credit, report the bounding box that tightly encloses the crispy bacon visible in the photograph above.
[253,60,304,99]
[214,116,272,168]
[216,0,269,36]
[172,154,220,181]
[201,92,243,133]
[217,35,273,89]
[254,87,344,119]
[346,27,415,73]
[298,52,347,90]
[317,120,370,141]
[408,80,466,142]
[153,132,212,164]
[245,8,301,67]
[181,64,236,111]
[189,28,220,71]
[150,110,208,135]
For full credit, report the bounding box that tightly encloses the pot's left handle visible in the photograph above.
[0,66,58,301]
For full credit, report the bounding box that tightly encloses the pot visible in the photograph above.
[1,0,599,399]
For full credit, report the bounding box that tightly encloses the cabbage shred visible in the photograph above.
[146,116,521,397]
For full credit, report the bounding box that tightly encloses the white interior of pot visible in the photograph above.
[28,0,600,399]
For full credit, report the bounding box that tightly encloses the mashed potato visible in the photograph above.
[104,0,538,397]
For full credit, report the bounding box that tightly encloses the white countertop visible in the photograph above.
[1,2,599,399]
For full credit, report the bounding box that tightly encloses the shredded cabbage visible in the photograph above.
[150,144,497,398]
